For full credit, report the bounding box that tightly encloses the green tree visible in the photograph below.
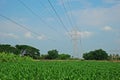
[108,54,113,60]
[15,45,40,59]
[0,44,20,54]
[58,54,71,60]
[116,54,119,60]
[40,54,48,59]
[47,49,58,59]
[83,49,108,60]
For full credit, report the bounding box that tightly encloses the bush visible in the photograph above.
[58,54,71,60]
[47,49,58,59]
[83,49,108,60]
[0,52,33,62]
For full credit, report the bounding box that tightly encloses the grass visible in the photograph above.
[0,52,33,62]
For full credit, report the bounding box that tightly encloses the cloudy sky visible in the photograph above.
[0,0,120,57]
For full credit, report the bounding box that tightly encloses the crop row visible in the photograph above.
[0,61,120,80]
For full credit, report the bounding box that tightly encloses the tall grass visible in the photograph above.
[0,52,33,62]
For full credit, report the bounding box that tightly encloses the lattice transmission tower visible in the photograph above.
[70,27,81,58]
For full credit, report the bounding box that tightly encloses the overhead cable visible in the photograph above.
[17,0,57,32]
[0,14,55,41]
[47,0,69,32]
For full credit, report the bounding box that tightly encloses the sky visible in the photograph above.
[0,0,120,57]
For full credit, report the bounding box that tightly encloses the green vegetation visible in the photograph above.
[0,44,71,60]
[41,49,71,60]
[0,44,40,59]
[58,54,71,60]
[1,44,120,60]
[47,49,59,59]
[108,54,120,61]
[16,45,40,59]
[0,44,20,55]
[0,61,120,80]
[83,49,108,60]
[0,45,120,80]
[0,52,33,62]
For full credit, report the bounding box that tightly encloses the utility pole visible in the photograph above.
[70,27,80,58]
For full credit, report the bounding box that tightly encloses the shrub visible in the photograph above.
[0,52,33,62]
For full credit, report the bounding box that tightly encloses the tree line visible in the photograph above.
[40,49,71,60]
[83,49,108,60]
[0,44,40,59]
[0,44,120,60]
[0,44,71,60]
[83,49,120,61]
[108,54,120,61]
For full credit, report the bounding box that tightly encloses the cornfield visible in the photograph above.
[0,61,120,80]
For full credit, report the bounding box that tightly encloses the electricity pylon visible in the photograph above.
[70,27,80,58]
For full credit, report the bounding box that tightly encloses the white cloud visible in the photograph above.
[37,35,46,40]
[0,32,19,39]
[7,33,19,39]
[24,32,33,38]
[80,31,93,38]
[102,26,113,31]
[69,3,120,27]
[68,30,93,39]
[0,20,27,33]
[0,20,47,40]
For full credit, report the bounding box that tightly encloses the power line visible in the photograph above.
[38,0,65,28]
[18,0,67,39]
[67,0,78,29]
[47,0,69,32]
[38,0,54,17]
[67,0,84,58]
[37,0,66,36]
[61,0,74,29]
[0,14,37,35]
[38,0,75,40]
[0,14,55,41]
[17,0,57,32]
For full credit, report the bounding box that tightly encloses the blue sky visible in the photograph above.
[0,0,120,57]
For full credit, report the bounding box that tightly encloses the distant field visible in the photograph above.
[0,61,120,80]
